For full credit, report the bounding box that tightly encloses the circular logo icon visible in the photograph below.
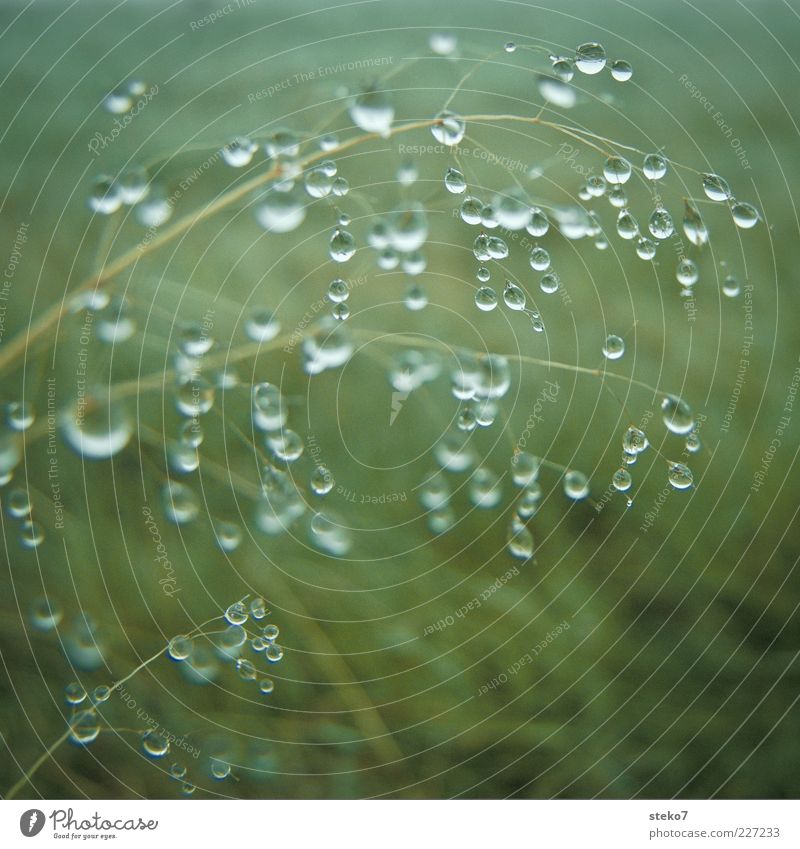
[19,810,46,837]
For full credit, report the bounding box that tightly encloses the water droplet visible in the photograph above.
[29,596,62,631]
[512,452,541,487]
[69,710,100,745]
[536,76,576,109]
[503,281,527,311]
[610,59,633,81]
[265,642,284,662]
[722,274,740,298]
[668,462,694,490]
[20,519,44,548]
[65,682,87,705]
[222,136,257,167]
[602,334,625,360]
[552,58,574,82]
[304,166,334,198]
[255,188,306,233]
[731,201,760,229]
[161,480,199,524]
[328,228,356,263]
[616,210,639,240]
[504,41,516,53]
[168,634,194,661]
[661,395,694,435]
[88,175,122,215]
[60,394,133,459]
[460,196,483,225]
[623,426,649,455]
[527,208,550,238]
[142,729,171,758]
[529,246,551,271]
[332,302,350,321]
[429,31,457,56]
[444,167,466,194]
[643,153,667,180]
[648,207,674,239]
[636,237,656,260]
[259,677,275,695]
[702,173,731,202]
[539,273,559,294]
[475,286,498,312]
[469,467,502,508]
[682,200,709,247]
[404,282,428,311]
[266,429,304,463]
[252,383,287,432]
[350,87,394,136]
[603,156,632,185]
[245,308,280,342]
[265,128,300,159]
[563,470,589,500]
[676,258,699,287]
[431,110,465,145]
[507,519,534,559]
[302,316,354,375]
[310,464,335,495]
[214,520,242,552]
[575,42,607,75]
[612,468,632,491]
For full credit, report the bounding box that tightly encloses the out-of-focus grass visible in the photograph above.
[0,0,798,799]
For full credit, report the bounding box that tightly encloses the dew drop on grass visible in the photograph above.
[643,153,667,180]
[512,452,541,487]
[255,189,306,233]
[332,302,350,321]
[610,59,633,81]
[648,207,675,239]
[503,281,527,311]
[702,173,732,202]
[623,426,649,455]
[65,682,87,705]
[536,75,577,109]
[475,286,498,311]
[431,110,465,145]
[142,730,171,758]
[161,480,199,525]
[507,519,534,559]
[563,470,589,500]
[214,520,242,552]
[731,201,760,229]
[602,334,625,360]
[445,167,466,194]
[221,136,257,167]
[668,462,694,490]
[20,519,44,548]
[168,635,194,661]
[661,395,695,435]
[616,211,639,240]
[310,464,335,495]
[60,394,133,459]
[29,596,62,631]
[350,87,394,136]
[529,246,551,271]
[676,258,699,287]
[69,710,100,745]
[252,382,287,432]
[603,156,632,185]
[612,468,632,491]
[245,308,280,342]
[722,274,741,298]
[329,228,356,262]
[575,42,607,74]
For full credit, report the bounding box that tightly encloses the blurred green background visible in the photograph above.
[0,0,798,799]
